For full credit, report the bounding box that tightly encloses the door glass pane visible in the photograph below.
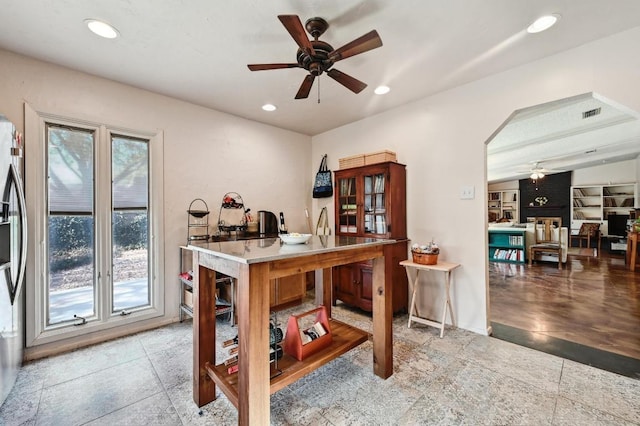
[365,173,386,234]
[111,135,149,312]
[47,125,95,325]
[338,177,357,233]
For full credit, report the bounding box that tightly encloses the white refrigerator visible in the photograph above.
[0,113,27,405]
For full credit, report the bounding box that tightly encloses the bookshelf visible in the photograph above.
[488,190,519,222]
[488,228,526,263]
[603,184,636,217]
[571,183,637,235]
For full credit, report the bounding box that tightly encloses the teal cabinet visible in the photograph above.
[488,229,526,263]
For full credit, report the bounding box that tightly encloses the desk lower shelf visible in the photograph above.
[205,318,369,408]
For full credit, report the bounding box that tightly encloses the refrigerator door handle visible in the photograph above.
[5,164,27,305]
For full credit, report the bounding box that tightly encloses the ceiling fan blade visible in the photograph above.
[278,15,316,56]
[327,69,367,94]
[295,74,315,99]
[328,30,382,62]
[248,63,300,71]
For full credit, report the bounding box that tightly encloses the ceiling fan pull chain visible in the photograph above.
[317,77,321,104]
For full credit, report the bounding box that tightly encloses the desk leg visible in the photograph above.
[440,271,455,338]
[372,254,392,379]
[629,233,637,272]
[322,267,332,318]
[236,263,271,426]
[626,238,631,266]
[405,267,419,328]
[193,253,217,407]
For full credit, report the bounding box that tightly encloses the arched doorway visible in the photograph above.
[485,93,640,375]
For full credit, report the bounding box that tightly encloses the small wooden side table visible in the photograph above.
[400,259,461,338]
[627,231,638,272]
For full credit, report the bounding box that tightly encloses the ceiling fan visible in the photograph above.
[523,162,566,179]
[247,15,383,99]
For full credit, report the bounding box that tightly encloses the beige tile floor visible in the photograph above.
[2,301,640,425]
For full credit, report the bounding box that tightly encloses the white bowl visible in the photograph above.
[279,233,312,245]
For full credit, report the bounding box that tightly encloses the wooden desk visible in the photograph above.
[189,236,397,425]
[627,231,638,272]
[400,260,460,338]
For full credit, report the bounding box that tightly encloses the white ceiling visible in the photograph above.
[1,0,640,176]
[487,93,640,182]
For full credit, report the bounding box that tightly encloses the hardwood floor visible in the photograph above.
[489,250,640,360]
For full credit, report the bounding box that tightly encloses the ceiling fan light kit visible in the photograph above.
[247,15,383,100]
[530,172,545,180]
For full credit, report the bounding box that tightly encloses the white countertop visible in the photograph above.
[188,235,395,264]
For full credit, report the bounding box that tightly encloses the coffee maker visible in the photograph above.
[258,210,278,236]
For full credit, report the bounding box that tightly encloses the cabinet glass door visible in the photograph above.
[337,176,357,234]
[364,173,386,235]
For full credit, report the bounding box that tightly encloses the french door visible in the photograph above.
[46,124,152,325]
[26,107,164,346]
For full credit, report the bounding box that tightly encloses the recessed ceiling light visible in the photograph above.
[527,14,560,34]
[262,104,277,112]
[85,19,119,39]
[374,86,390,95]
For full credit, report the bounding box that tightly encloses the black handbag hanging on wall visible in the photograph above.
[312,154,333,198]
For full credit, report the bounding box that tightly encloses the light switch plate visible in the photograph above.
[460,185,475,200]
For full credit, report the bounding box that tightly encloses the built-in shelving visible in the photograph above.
[488,190,519,222]
[571,183,637,235]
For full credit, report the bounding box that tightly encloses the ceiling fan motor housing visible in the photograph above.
[305,17,329,39]
[297,40,334,75]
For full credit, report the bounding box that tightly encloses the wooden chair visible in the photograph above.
[529,217,563,270]
[570,222,601,255]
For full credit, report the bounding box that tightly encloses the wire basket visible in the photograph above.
[187,198,210,242]
[218,192,247,233]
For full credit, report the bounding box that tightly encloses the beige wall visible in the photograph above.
[1,24,639,347]
[0,48,312,350]
[571,160,637,186]
[312,26,640,335]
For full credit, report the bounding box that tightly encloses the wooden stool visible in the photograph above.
[400,260,460,338]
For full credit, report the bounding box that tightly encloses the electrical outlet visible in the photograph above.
[460,185,475,200]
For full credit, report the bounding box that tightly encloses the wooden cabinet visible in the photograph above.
[333,161,408,314]
[270,273,306,310]
[488,190,519,222]
[332,261,374,311]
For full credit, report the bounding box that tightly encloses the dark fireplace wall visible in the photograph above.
[519,171,571,227]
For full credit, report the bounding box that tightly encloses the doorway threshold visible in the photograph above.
[490,322,640,380]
